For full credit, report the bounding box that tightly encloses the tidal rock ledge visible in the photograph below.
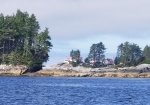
[30,64,150,78]
[0,65,26,76]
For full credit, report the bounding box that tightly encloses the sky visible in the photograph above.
[1,0,150,65]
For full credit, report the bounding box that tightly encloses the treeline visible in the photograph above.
[69,41,150,68]
[0,10,52,71]
[69,42,106,67]
[115,42,150,66]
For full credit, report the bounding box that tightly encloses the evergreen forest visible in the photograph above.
[0,10,52,71]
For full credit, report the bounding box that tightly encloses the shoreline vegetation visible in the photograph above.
[0,10,52,73]
[1,63,150,78]
[1,10,150,78]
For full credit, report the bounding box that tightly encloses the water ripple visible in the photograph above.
[0,77,150,105]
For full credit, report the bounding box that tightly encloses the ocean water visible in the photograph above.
[0,77,150,105]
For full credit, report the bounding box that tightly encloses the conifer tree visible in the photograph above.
[0,10,52,71]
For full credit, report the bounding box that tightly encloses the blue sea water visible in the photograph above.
[0,77,150,105]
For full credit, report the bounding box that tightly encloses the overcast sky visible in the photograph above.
[1,0,150,65]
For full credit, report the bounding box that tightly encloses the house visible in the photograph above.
[64,57,83,64]
[103,58,114,65]
[64,57,72,64]
[90,60,97,64]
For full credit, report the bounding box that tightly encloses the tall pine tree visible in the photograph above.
[0,10,52,71]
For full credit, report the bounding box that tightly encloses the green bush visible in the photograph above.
[92,62,104,68]
[71,62,78,67]
[142,59,150,64]
[82,63,91,68]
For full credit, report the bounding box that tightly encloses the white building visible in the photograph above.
[64,57,83,64]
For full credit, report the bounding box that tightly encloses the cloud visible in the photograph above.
[1,0,150,65]
[1,0,150,40]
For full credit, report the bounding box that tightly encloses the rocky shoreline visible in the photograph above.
[25,69,150,78]
[0,65,26,76]
[1,64,150,78]
[24,63,150,78]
